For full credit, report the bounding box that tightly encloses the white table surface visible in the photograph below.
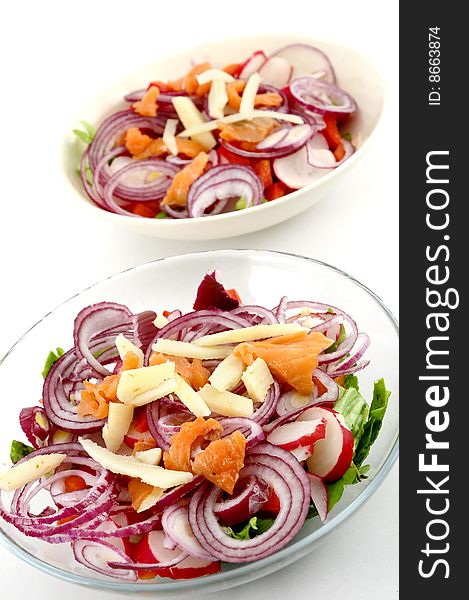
[0,0,398,597]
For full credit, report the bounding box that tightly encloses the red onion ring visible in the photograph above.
[221,123,317,160]
[72,539,137,581]
[188,442,310,562]
[186,165,263,218]
[102,159,179,216]
[73,302,133,377]
[289,77,357,116]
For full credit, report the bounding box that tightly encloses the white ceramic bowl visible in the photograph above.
[62,35,385,240]
[0,250,398,595]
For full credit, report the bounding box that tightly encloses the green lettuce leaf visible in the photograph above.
[334,386,369,444]
[10,440,34,464]
[42,347,65,379]
[73,121,95,145]
[224,516,274,540]
[325,324,346,354]
[354,378,391,468]
[344,373,359,391]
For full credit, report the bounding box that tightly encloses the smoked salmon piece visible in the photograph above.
[234,332,333,395]
[218,117,278,144]
[132,438,158,454]
[128,478,155,511]
[168,62,212,96]
[192,431,246,494]
[226,80,282,111]
[77,351,141,419]
[163,417,223,473]
[133,86,160,117]
[125,129,205,160]
[161,152,208,207]
[149,353,210,390]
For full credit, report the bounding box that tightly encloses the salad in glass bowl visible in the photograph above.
[75,43,358,220]
[0,270,390,582]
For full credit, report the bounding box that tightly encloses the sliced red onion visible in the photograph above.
[72,539,137,581]
[161,204,188,219]
[166,155,192,166]
[312,369,339,405]
[19,407,51,449]
[248,381,280,426]
[329,333,370,373]
[327,359,370,378]
[230,305,278,325]
[162,501,214,560]
[0,444,118,543]
[102,159,179,216]
[219,417,265,448]
[255,127,290,149]
[188,442,310,562]
[73,302,132,377]
[289,77,357,116]
[221,123,316,161]
[145,310,251,363]
[187,165,263,218]
[43,349,106,432]
[87,110,166,172]
[272,44,336,83]
[214,475,270,526]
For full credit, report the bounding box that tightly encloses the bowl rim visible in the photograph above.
[62,32,387,230]
[0,249,399,593]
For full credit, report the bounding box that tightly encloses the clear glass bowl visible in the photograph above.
[0,249,399,595]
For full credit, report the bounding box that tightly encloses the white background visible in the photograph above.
[0,0,398,598]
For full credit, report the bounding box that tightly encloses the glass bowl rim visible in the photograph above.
[0,248,399,593]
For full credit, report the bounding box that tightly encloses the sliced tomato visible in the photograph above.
[260,488,281,514]
[154,557,221,580]
[63,475,87,493]
[264,181,289,201]
[133,407,150,433]
[226,288,242,303]
[217,145,251,166]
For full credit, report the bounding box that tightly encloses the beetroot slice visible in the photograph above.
[193,272,239,311]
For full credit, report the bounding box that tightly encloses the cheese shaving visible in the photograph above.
[162,118,179,156]
[196,68,235,85]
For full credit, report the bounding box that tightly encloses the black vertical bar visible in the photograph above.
[400,3,464,597]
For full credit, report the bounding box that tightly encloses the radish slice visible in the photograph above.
[258,56,293,87]
[266,418,325,450]
[272,44,336,83]
[298,407,353,482]
[307,136,355,169]
[267,418,326,462]
[307,473,328,522]
[273,144,332,189]
[239,51,267,79]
